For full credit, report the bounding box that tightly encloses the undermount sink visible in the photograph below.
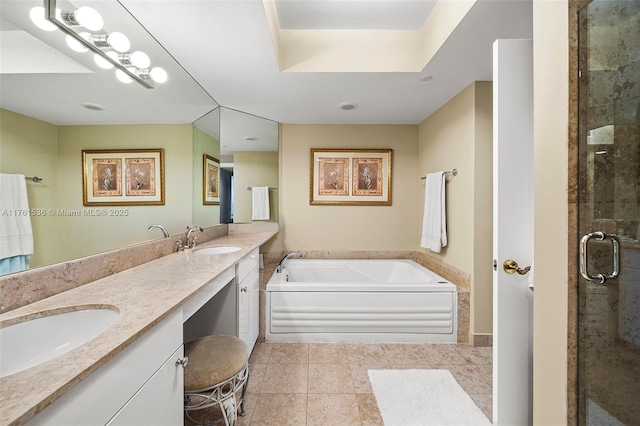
[195,246,242,255]
[0,308,119,378]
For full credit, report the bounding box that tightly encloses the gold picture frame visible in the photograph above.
[203,154,220,205]
[310,148,392,205]
[82,149,165,206]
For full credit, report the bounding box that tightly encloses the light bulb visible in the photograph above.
[129,51,150,69]
[94,52,119,69]
[149,67,168,84]
[115,68,135,84]
[107,32,130,53]
[65,32,90,53]
[30,7,57,31]
[75,7,103,31]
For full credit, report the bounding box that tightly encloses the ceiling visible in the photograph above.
[121,0,533,124]
[1,0,533,130]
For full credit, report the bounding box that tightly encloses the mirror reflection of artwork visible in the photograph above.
[203,154,220,205]
[318,157,349,195]
[125,158,156,196]
[83,149,164,206]
[353,158,383,196]
[92,159,122,197]
[207,163,219,198]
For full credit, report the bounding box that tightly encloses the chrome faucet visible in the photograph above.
[276,252,303,273]
[148,224,169,238]
[185,225,203,249]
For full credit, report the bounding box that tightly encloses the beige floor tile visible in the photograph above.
[385,364,432,370]
[247,363,268,394]
[436,364,492,394]
[418,344,468,365]
[470,393,493,422]
[251,394,307,426]
[250,343,273,364]
[356,393,384,426]
[269,343,309,363]
[309,343,348,363]
[345,344,387,363]
[238,392,259,426]
[307,394,362,426]
[308,364,354,394]
[349,363,388,393]
[380,344,429,364]
[454,345,493,365]
[479,364,493,384]
[260,363,308,394]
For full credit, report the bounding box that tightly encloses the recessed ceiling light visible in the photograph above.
[420,75,434,82]
[243,136,258,141]
[81,103,105,111]
[338,102,358,111]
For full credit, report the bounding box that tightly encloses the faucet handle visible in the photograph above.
[191,237,198,248]
[176,240,185,252]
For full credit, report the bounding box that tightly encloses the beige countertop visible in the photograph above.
[0,231,277,426]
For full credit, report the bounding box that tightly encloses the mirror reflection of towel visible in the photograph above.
[251,187,270,221]
[0,173,34,274]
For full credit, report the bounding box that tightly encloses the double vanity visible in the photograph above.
[0,229,276,425]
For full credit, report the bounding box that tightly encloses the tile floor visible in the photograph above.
[185,342,493,426]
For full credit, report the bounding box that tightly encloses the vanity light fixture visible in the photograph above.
[30,0,168,89]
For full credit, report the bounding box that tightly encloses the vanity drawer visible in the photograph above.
[237,248,259,283]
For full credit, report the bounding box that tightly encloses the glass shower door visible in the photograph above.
[578,1,640,425]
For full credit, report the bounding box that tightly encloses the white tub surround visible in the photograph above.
[0,230,277,426]
[266,259,457,343]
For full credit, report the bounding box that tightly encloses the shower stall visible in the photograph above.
[577,1,640,424]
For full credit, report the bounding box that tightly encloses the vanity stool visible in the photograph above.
[183,335,249,426]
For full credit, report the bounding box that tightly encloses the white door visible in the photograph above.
[492,39,534,425]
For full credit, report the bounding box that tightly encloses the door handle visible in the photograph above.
[579,231,620,284]
[503,260,531,275]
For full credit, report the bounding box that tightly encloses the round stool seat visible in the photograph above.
[184,335,249,391]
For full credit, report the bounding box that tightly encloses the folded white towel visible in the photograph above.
[251,186,270,221]
[0,173,34,259]
[420,172,447,253]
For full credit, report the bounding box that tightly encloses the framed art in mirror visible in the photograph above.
[203,154,220,205]
[82,149,165,206]
[310,148,392,206]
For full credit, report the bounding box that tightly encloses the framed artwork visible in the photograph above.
[82,149,164,206]
[310,148,392,205]
[203,154,220,205]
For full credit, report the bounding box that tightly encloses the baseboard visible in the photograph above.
[472,333,493,347]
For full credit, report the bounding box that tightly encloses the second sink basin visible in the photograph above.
[195,246,242,255]
[0,308,120,378]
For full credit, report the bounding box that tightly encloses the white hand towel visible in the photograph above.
[420,172,447,253]
[251,186,270,221]
[0,173,34,259]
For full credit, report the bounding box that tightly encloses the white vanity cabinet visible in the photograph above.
[29,309,184,426]
[237,248,259,353]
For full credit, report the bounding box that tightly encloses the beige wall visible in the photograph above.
[280,124,419,251]
[417,82,493,335]
[0,109,60,268]
[56,124,194,261]
[193,126,220,227]
[532,0,569,423]
[234,151,279,223]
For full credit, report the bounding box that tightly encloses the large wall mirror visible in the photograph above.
[0,0,223,272]
[193,107,279,227]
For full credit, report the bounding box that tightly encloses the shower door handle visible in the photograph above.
[579,231,620,284]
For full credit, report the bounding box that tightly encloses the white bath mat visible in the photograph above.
[368,369,491,426]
